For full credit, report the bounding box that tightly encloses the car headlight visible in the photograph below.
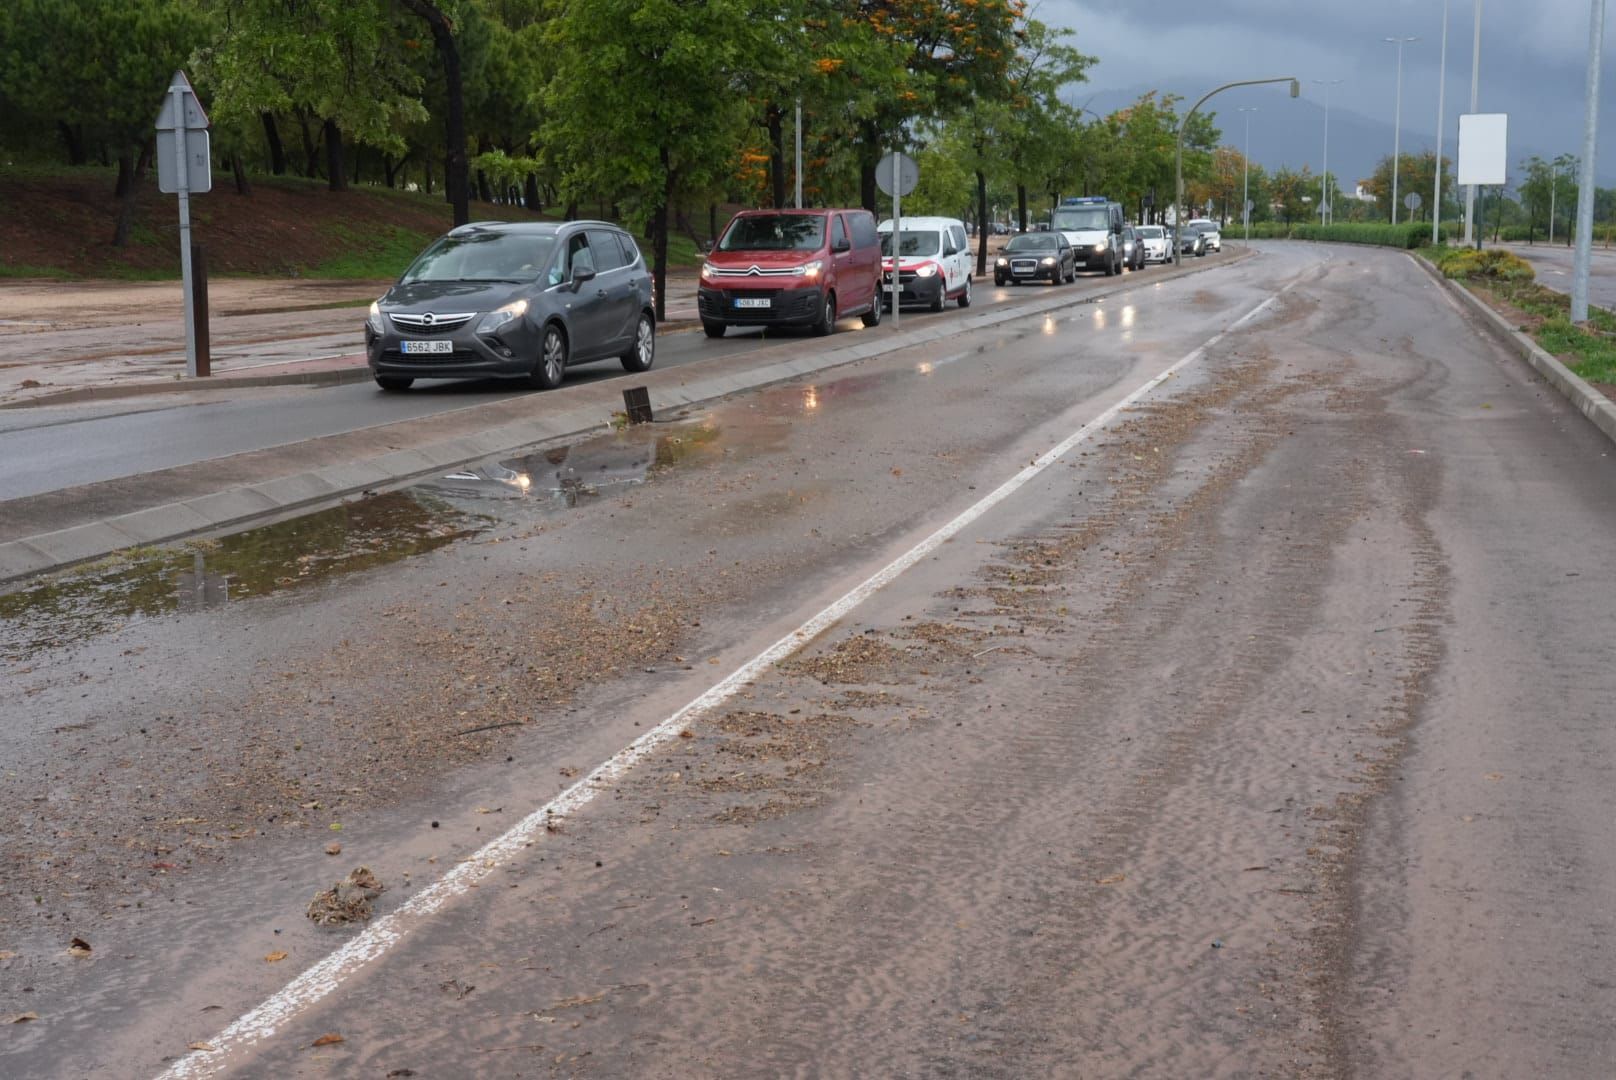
[913,263,937,278]
[796,259,824,281]
[1093,239,1108,252]
[995,257,1008,267]
[700,260,718,282]
[475,298,529,335]
[367,300,383,335]
[1040,256,1056,265]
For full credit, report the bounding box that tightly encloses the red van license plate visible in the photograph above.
[734,298,771,309]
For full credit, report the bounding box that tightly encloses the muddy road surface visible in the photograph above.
[3,243,1614,1078]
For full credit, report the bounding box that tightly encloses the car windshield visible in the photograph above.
[880,230,942,257]
[1006,234,1057,252]
[1138,226,1164,238]
[1052,207,1109,231]
[719,214,825,251]
[401,232,556,283]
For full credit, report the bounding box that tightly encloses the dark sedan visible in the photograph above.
[993,232,1076,286]
[366,221,656,392]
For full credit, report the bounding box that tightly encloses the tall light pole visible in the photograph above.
[1239,106,1258,244]
[1464,0,1483,244]
[1175,76,1300,266]
[1312,79,1342,222]
[1385,36,1419,224]
[1434,1,1449,244]
[1573,0,1607,323]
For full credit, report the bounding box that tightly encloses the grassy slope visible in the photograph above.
[0,166,701,281]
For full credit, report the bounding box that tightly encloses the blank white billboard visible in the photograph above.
[1457,113,1508,186]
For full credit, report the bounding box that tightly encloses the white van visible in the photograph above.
[877,216,973,311]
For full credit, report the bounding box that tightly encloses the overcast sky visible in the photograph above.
[1041,0,1610,170]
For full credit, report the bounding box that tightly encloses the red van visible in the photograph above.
[697,208,883,337]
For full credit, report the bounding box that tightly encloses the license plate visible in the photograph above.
[401,340,454,354]
[734,297,771,309]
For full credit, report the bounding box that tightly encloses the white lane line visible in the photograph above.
[157,281,1296,1080]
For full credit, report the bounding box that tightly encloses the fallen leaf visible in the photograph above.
[1096,873,1126,886]
[264,951,288,963]
[678,730,695,739]
[0,951,17,961]
[311,1032,345,1047]
[67,937,92,957]
[1484,772,1504,782]
[6,1012,38,1024]
[329,823,343,832]
[187,1042,215,1052]
[325,842,341,856]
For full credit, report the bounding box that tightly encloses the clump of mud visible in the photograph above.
[307,866,385,925]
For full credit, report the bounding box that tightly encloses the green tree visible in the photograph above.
[997,20,1093,231]
[543,0,776,320]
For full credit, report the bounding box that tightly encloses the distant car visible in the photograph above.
[994,231,1075,286]
[366,220,656,392]
[1135,224,1170,263]
[1186,218,1222,252]
[990,222,1009,236]
[1120,224,1145,271]
[1172,225,1207,258]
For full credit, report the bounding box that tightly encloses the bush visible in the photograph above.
[1428,244,1535,283]
[1236,220,1442,249]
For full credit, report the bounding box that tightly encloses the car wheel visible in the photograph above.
[812,291,836,336]
[374,375,412,392]
[529,324,567,390]
[1104,256,1116,277]
[702,320,725,339]
[929,284,945,312]
[861,283,882,327]
[994,275,1006,287]
[957,276,971,308]
[620,311,655,372]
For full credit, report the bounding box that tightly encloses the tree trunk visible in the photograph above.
[709,203,718,243]
[351,142,361,186]
[261,113,287,175]
[231,154,252,196]
[57,121,86,166]
[652,147,672,323]
[111,140,154,248]
[402,0,469,225]
[525,173,540,211]
[767,105,786,209]
[476,167,493,203]
[324,120,347,192]
[975,166,990,277]
[384,151,412,189]
[564,201,578,221]
[1016,184,1028,232]
[297,112,319,178]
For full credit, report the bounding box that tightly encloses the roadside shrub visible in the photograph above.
[1429,245,1535,283]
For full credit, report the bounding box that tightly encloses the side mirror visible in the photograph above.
[833,238,851,253]
[571,265,596,289]
[943,243,958,256]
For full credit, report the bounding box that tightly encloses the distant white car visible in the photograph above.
[1135,224,1170,263]
[1186,218,1222,252]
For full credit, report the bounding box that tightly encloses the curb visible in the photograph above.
[2,363,376,410]
[1409,253,1616,446]
[0,251,1249,585]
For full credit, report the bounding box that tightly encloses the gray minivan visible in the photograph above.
[366,220,656,391]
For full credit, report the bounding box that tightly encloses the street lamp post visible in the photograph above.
[1175,76,1300,266]
[1434,0,1449,244]
[1312,79,1342,222]
[1238,106,1257,244]
[1573,0,1607,323]
[1464,0,1483,244]
[1385,35,1419,225]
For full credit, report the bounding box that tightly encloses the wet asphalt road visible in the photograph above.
[1502,241,1616,309]
[0,271,1123,502]
[3,243,1615,1078]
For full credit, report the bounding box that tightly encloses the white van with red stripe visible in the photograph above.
[877,216,973,311]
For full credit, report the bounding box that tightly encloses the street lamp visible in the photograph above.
[1238,106,1258,244]
[1385,36,1419,225]
[1312,79,1343,222]
[1175,76,1300,266]
[1464,0,1484,244]
[1433,1,1449,243]
[1573,0,1606,323]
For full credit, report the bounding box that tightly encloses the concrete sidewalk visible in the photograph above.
[0,272,702,408]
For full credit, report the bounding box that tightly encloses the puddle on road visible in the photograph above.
[0,492,483,661]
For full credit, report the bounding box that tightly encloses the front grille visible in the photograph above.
[699,289,817,321]
[381,348,483,364]
[389,312,475,333]
[709,265,801,277]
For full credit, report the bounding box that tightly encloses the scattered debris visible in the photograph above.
[187,1041,215,1051]
[307,867,384,926]
[6,1012,38,1024]
[311,1032,345,1047]
[325,842,342,856]
[265,951,288,963]
[67,937,92,957]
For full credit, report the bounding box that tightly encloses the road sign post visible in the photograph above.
[876,151,918,331]
[155,71,212,378]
